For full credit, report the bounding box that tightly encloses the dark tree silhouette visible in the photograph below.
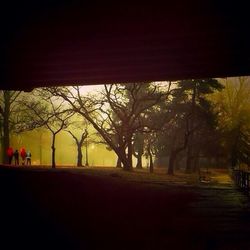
[144,133,156,173]
[133,132,144,169]
[65,118,90,167]
[0,90,22,163]
[66,129,88,167]
[171,79,223,173]
[22,89,73,168]
[150,79,223,175]
[49,83,168,171]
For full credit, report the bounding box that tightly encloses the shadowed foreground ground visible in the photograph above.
[0,166,250,249]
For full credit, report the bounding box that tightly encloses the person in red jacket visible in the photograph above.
[6,147,14,165]
[20,147,27,165]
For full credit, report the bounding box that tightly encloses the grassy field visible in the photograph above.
[2,164,232,186]
[0,165,248,250]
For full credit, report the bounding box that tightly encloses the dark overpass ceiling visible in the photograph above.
[1,0,250,90]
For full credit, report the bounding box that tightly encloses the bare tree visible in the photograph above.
[65,119,89,167]
[49,83,169,171]
[22,89,74,168]
[66,129,88,167]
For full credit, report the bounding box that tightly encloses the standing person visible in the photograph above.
[13,149,19,165]
[20,147,26,165]
[6,147,14,165]
[26,150,32,166]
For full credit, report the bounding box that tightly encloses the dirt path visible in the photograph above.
[0,166,249,249]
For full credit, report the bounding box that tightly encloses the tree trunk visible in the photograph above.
[186,145,194,173]
[168,150,177,175]
[168,129,190,175]
[134,132,144,169]
[85,137,89,166]
[123,158,131,171]
[51,133,56,168]
[136,152,143,169]
[77,143,83,167]
[231,142,239,169]
[193,150,200,173]
[67,130,87,167]
[125,135,133,171]
[149,151,154,173]
[3,122,10,164]
[116,148,130,171]
[175,155,182,170]
[116,157,122,168]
